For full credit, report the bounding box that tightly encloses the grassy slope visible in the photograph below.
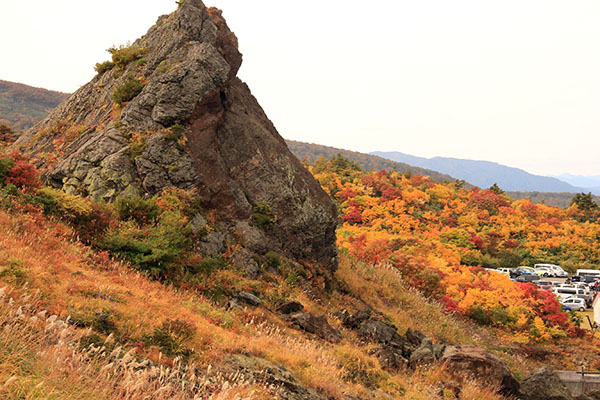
[0,208,514,399]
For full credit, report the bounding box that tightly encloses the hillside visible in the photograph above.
[1,142,600,398]
[506,191,600,209]
[286,139,462,184]
[3,1,600,399]
[372,151,585,194]
[0,80,67,130]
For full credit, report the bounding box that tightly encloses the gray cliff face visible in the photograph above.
[15,0,338,270]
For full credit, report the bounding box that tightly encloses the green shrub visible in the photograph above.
[108,45,145,66]
[469,305,492,326]
[0,157,14,184]
[99,211,191,277]
[114,196,160,225]
[196,255,226,274]
[252,201,276,229]
[112,76,144,105]
[94,45,146,74]
[0,257,28,285]
[94,61,115,74]
[163,124,185,141]
[336,347,386,389]
[569,309,583,327]
[70,309,118,335]
[265,251,281,269]
[36,187,112,243]
[149,319,195,358]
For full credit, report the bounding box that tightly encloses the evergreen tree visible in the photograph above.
[488,183,504,195]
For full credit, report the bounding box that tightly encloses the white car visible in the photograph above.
[560,297,586,312]
[535,263,568,278]
[534,266,553,277]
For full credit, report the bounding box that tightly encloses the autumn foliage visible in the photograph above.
[310,156,600,341]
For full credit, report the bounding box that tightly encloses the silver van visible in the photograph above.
[552,287,586,301]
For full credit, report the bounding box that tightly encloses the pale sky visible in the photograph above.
[1,0,600,176]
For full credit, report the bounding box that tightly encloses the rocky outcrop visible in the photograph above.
[441,345,520,397]
[340,309,445,370]
[520,366,574,400]
[15,0,337,271]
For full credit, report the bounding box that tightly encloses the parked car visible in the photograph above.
[553,287,587,301]
[497,268,511,276]
[560,297,586,312]
[515,274,540,283]
[535,263,568,278]
[534,266,553,277]
[511,266,537,278]
[534,281,553,290]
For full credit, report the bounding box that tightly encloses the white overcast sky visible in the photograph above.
[1,0,600,176]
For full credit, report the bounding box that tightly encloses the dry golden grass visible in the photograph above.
[0,286,276,400]
[0,209,568,399]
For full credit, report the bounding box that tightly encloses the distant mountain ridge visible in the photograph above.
[286,139,463,184]
[554,174,600,195]
[0,80,67,130]
[372,151,588,194]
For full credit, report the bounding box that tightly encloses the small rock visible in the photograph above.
[438,381,462,399]
[290,312,341,343]
[277,301,304,315]
[236,292,261,306]
[409,337,435,367]
[405,328,426,349]
[520,366,574,400]
[341,308,372,329]
[370,345,407,370]
[358,318,400,344]
[229,247,260,278]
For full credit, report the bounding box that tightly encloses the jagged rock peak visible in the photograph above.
[15,0,338,271]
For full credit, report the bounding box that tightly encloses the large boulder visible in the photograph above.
[441,345,520,397]
[15,0,338,272]
[520,366,574,400]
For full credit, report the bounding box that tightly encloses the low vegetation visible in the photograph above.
[0,149,599,398]
[311,155,600,341]
[112,76,144,105]
[94,44,147,74]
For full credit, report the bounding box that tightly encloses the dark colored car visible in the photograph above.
[510,267,537,278]
[535,281,552,290]
[515,274,540,283]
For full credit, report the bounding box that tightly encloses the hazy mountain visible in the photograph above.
[0,80,67,130]
[286,140,463,184]
[554,174,600,195]
[372,151,585,193]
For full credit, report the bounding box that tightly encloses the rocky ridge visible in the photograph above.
[14,0,337,270]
